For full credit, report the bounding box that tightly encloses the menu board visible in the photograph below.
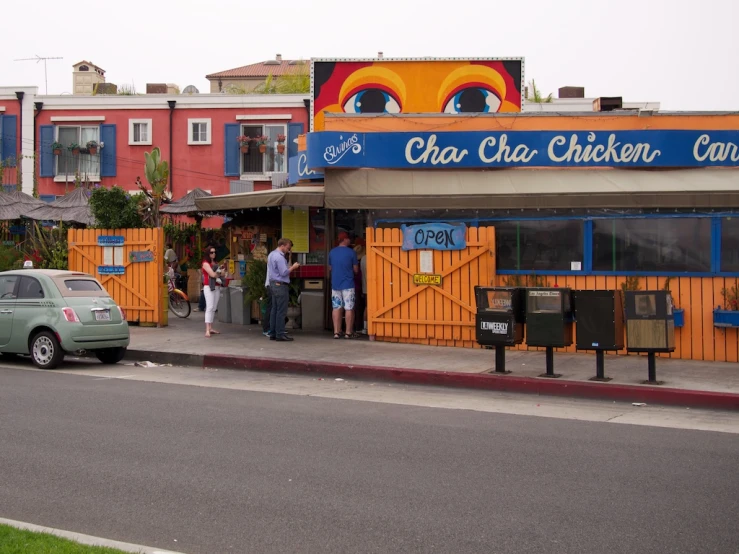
[281,207,310,253]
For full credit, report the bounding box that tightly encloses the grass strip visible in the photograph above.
[0,523,132,554]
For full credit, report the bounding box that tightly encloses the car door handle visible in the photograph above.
[0,310,13,314]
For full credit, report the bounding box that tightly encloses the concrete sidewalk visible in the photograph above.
[127,308,739,410]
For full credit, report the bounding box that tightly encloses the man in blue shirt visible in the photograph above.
[268,238,299,342]
[328,232,359,339]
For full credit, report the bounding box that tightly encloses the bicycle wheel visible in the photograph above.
[169,291,191,318]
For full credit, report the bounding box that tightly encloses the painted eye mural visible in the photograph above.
[443,87,502,114]
[343,88,402,114]
[312,59,523,130]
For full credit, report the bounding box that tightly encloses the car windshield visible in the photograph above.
[64,279,103,292]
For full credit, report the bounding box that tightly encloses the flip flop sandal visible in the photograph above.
[333,333,342,339]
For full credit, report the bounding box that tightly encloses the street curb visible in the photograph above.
[125,349,205,368]
[200,353,739,411]
[0,517,184,554]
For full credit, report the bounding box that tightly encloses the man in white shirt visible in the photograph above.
[164,243,178,266]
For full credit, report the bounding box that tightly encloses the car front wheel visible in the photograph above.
[95,347,127,365]
[31,331,64,370]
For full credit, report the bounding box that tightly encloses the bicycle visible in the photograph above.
[167,273,191,318]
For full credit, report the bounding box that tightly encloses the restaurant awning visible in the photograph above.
[323,168,739,210]
[194,186,325,212]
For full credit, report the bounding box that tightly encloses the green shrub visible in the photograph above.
[89,186,144,229]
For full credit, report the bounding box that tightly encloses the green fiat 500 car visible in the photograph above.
[0,269,130,369]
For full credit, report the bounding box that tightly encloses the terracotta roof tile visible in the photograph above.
[206,60,307,79]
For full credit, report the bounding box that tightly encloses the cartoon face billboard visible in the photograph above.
[311,58,524,130]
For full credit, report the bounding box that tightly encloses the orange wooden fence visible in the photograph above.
[68,228,166,326]
[365,225,738,362]
[499,275,739,363]
[367,226,496,347]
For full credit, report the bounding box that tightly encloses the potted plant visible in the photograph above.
[276,133,286,154]
[286,278,301,329]
[244,259,268,324]
[662,277,684,328]
[51,141,64,155]
[236,135,251,153]
[86,140,99,155]
[714,282,739,328]
[68,143,81,155]
[256,135,269,154]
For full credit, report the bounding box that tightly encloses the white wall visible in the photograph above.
[0,86,38,195]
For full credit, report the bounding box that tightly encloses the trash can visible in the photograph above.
[301,291,325,331]
[473,286,525,346]
[217,286,232,323]
[229,286,250,325]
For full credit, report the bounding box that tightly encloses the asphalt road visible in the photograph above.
[1,365,738,554]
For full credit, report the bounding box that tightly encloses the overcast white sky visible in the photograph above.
[3,0,738,110]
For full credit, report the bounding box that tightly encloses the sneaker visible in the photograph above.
[263,331,270,337]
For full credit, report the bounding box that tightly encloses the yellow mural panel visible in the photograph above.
[311,58,524,130]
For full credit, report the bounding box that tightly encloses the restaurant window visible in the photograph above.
[721,217,739,273]
[592,218,711,273]
[241,124,286,175]
[494,220,584,271]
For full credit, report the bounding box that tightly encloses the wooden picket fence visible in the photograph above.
[68,228,166,326]
[367,226,496,347]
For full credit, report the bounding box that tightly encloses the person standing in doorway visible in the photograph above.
[329,232,359,339]
[268,238,299,342]
[164,243,178,267]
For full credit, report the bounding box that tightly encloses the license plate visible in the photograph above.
[94,310,111,321]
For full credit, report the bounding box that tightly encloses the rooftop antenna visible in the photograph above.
[14,55,63,94]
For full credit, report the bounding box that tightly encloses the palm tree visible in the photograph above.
[526,79,553,103]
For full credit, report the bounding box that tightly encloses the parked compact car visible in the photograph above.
[0,269,129,369]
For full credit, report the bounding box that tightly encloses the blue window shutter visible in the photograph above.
[224,123,240,176]
[1,115,17,166]
[39,125,55,177]
[100,124,116,177]
[287,122,304,161]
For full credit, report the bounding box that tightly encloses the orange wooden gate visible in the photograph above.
[68,228,165,326]
[366,226,495,347]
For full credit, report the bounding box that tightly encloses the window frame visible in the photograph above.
[0,275,19,300]
[187,118,211,145]
[17,276,45,299]
[240,123,287,178]
[54,125,101,182]
[371,213,739,277]
[128,118,152,146]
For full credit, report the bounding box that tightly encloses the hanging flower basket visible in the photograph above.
[277,144,285,154]
[236,135,251,153]
[673,308,684,328]
[714,309,739,328]
[51,142,63,155]
[86,140,99,155]
[255,135,269,154]
[69,143,81,156]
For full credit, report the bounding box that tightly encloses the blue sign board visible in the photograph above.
[306,130,739,170]
[401,223,467,251]
[98,265,125,275]
[288,152,324,185]
[97,235,125,246]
